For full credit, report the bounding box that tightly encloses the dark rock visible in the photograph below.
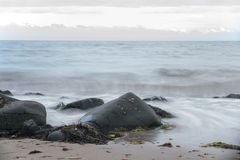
[0,93,18,108]
[158,142,173,147]
[28,150,42,154]
[79,92,161,132]
[63,98,104,110]
[54,102,66,110]
[62,147,69,151]
[148,104,174,118]
[224,94,240,99]
[20,119,40,136]
[143,96,167,102]
[0,100,47,131]
[60,124,108,144]
[32,124,53,139]
[213,96,220,99]
[0,90,13,96]
[24,92,44,96]
[47,130,66,141]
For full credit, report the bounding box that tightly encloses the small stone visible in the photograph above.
[62,147,69,151]
[158,142,173,148]
[29,150,42,154]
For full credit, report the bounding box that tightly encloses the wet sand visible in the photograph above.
[0,138,239,160]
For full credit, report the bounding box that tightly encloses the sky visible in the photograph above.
[0,0,239,40]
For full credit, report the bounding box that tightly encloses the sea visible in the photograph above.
[0,41,239,148]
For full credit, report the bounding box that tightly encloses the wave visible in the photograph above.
[1,70,240,97]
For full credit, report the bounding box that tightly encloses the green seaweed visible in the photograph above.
[160,124,172,130]
[130,140,144,145]
[202,142,225,148]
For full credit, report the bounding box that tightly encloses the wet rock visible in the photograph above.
[62,98,104,110]
[148,105,174,118]
[143,96,167,102]
[202,142,240,150]
[0,100,47,131]
[79,92,161,132]
[158,142,173,147]
[28,150,42,154]
[24,92,44,96]
[60,124,108,144]
[0,90,13,96]
[224,94,240,99]
[54,102,66,110]
[0,93,18,108]
[47,130,66,141]
[20,119,40,136]
[213,93,240,99]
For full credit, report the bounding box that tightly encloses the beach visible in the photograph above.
[1,138,239,160]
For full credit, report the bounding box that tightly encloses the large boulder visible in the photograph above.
[0,93,18,108]
[62,98,104,110]
[79,92,161,132]
[0,100,47,131]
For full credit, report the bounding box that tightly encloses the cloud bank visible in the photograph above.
[0,5,239,40]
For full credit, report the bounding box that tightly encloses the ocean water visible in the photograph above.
[0,41,240,148]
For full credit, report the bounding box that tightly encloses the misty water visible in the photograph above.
[0,41,240,148]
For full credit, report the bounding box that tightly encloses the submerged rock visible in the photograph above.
[224,94,240,99]
[79,92,161,132]
[24,92,44,96]
[54,102,66,110]
[0,90,13,96]
[62,98,104,110]
[0,100,47,131]
[143,96,167,102]
[148,104,174,118]
[0,93,18,108]
[213,93,240,99]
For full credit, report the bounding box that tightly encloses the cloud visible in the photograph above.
[0,6,239,40]
[0,0,240,7]
[0,24,239,41]
[0,6,239,31]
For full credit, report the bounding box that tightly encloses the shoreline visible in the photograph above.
[0,138,239,160]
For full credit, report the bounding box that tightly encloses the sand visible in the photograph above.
[0,138,239,160]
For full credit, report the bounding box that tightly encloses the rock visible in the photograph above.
[143,96,167,102]
[20,119,40,136]
[158,142,173,147]
[224,94,240,99]
[47,130,66,141]
[0,93,18,108]
[148,105,174,118]
[212,96,220,99]
[0,90,13,96]
[79,92,161,132]
[60,124,109,144]
[0,100,47,131]
[24,92,44,96]
[54,102,66,110]
[28,150,42,154]
[62,98,104,110]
